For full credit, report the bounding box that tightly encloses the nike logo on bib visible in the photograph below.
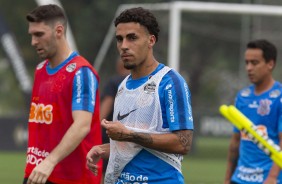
[117,109,137,121]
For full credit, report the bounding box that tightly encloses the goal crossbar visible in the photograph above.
[94,1,282,72]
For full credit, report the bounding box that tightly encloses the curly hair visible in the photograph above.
[114,7,160,42]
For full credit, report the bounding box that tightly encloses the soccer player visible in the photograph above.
[24,4,102,184]
[224,39,282,184]
[87,7,194,183]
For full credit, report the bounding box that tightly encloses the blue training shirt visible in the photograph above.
[46,51,98,113]
[232,81,282,184]
[116,63,193,184]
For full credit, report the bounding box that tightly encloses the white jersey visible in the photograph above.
[105,64,193,184]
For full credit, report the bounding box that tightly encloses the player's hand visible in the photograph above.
[101,119,131,141]
[86,145,105,175]
[263,176,277,184]
[27,159,55,184]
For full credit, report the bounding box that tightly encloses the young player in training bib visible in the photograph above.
[87,7,194,183]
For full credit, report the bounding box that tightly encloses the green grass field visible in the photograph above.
[0,136,229,184]
[184,136,229,183]
[0,151,26,183]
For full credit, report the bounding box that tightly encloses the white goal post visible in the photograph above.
[94,1,282,72]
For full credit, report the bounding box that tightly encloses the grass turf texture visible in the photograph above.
[184,137,229,183]
[0,136,229,184]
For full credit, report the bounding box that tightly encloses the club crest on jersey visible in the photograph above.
[144,81,156,94]
[36,61,46,70]
[269,89,281,98]
[240,88,251,97]
[66,63,76,72]
[257,99,272,116]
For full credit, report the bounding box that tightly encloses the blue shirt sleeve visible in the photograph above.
[72,67,98,113]
[160,70,194,131]
[278,97,282,133]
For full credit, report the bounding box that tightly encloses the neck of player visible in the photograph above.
[49,41,72,68]
[131,58,159,79]
[254,77,275,95]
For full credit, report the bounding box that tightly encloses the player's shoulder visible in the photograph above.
[275,81,282,89]
[162,67,187,84]
[237,85,253,98]
[159,67,190,94]
[72,55,90,66]
[269,81,282,98]
[36,60,47,70]
[237,81,282,98]
[70,52,93,67]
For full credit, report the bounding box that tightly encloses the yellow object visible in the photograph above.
[219,105,282,168]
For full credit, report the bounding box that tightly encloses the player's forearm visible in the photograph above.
[267,135,282,179]
[124,129,193,155]
[46,113,92,166]
[225,134,240,182]
[227,148,239,172]
[99,143,111,159]
[267,164,280,180]
[225,159,237,183]
[266,139,281,181]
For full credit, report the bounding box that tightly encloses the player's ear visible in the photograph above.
[55,23,65,38]
[267,59,275,70]
[148,35,156,48]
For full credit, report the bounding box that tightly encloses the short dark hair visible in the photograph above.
[26,4,67,28]
[114,7,160,42]
[247,39,277,64]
